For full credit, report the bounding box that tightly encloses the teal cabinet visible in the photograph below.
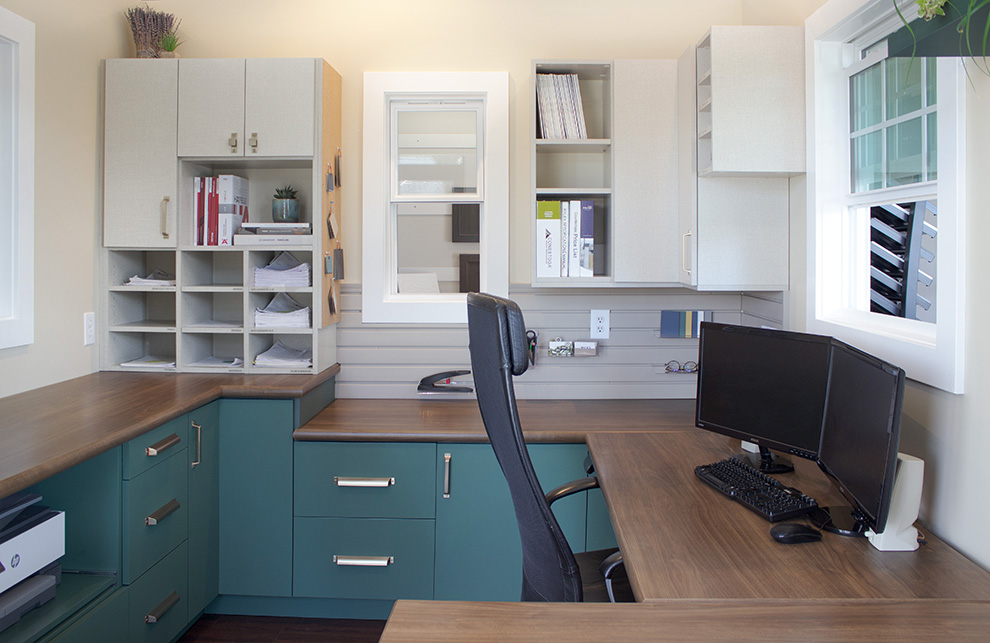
[187,401,220,617]
[433,443,588,601]
[126,542,188,643]
[121,447,188,585]
[294,442,436,518]
[46,588,128,643]
[586,488,618,551]
[218,399,294,597]
[293,517,435,600]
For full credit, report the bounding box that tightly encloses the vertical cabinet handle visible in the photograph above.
[443,453,452,499]
[160,196,170,239]
[146,498,180,526]
[190,422,202,468]
[249,132,259,153]
[145,591,180,624]
[146,433,180,457]
[681,230,693,276]
[228,132,238,153]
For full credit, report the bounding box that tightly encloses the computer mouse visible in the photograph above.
[770,522,823,544]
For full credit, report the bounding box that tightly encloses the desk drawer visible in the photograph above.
[122,448,188,584]
[123,416,188,480]
[292,517,435,600]
[294,442,436,519]
[127,541,188,643]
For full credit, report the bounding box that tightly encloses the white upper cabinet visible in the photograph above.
[104,58,178,248]
[178,58,316,158]
[696,26,805,176]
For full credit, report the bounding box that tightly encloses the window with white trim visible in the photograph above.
[0,6,35,350]
[807,0,965,393]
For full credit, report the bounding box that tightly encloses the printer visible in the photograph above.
[0,492,65,633]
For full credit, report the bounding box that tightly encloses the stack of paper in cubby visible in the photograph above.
[536,73,587,140]
[254,340,312,368]
[254,292,311,328]
[255,252,311,288]
[124,269,175,287]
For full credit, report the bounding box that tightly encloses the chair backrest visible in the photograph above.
[466,292,583,602]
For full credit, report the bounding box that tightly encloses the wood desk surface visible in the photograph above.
[588,430,990,601]
[0,368,337,497]
[293,398,697,442]
[381,599,990,642]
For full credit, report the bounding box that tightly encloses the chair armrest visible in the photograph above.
[545,476,600,505]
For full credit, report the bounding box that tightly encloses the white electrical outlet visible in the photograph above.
[590,309,609,339]
[83,312,96,346]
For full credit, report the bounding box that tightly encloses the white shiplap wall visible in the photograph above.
[336,284,783,399]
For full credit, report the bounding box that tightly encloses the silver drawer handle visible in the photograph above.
[333,555,394,567]
[334,476,395,488]
[146,433,181,457]
[146,498,180,526]
[145,591,180,624]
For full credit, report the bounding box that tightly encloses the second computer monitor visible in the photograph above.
[696,322,832,471]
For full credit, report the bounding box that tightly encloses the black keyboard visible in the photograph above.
[694,457,818,522]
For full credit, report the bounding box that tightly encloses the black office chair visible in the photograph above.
[466,292,629,602]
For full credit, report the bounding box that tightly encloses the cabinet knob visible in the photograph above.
[249,132,259,153]
[228,132,238,153]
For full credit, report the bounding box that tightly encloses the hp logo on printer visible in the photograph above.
[10,554,20,569]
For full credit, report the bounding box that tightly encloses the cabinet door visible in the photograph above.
[104,59,178,248]
[244,59,315,157]
[177,58,246,157]
[218,399,294,597]
[434,443,587,601]
[612,59,680,284]
[187,401,220,617]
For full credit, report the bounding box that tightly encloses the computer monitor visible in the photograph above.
[814,339,905,536]
[695,322,832,473]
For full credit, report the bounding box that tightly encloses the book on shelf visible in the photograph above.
[660,310,708,339]
[536,200,562,279]
[536,200,595,278]
[240,222,312,235]
[234,234,312,246]
[194,174,249,246]
[536,73,587,140]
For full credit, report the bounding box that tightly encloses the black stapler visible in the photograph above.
[417,370,473,394]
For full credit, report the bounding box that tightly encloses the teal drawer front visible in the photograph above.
[294,442,436,519]
[47,587,128,643]
[122,448,188,584]
[127,541,188,643]
[123,415,188,480]
[293,517,435,600]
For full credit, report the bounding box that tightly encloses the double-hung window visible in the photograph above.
[807,0,966,393]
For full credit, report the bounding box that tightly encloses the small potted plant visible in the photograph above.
[158,26,183,58]
[272,185,300,223]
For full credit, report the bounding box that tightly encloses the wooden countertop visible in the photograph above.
[381,599,990,642]
[0,367,338,497]
[293,398,697,443]
[588,430,990,601]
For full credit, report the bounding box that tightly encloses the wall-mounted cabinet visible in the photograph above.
[531,59,681,287]
[676,28,797,292]
[102,58,343,374]
[695,26,805,176]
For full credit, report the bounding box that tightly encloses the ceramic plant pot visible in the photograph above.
[272,198,300,223]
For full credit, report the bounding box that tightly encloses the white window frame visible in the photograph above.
[807,0,966,393]
[362,72,509,324]
[0,7,34,350]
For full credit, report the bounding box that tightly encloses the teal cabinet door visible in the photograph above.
[47,587,129,643]
[434,443,588,601]
[586,487,618,551]
[187,401,220,616]
[218,399,294,597]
